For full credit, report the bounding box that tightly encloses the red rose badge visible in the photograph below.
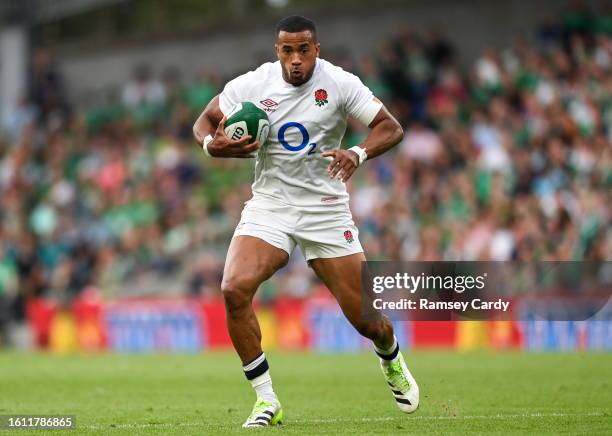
[314,89,328,107]
[344,230,354,243]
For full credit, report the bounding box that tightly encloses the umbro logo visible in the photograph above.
[260,99,279,112]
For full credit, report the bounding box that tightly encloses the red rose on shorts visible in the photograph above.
[344,230,354,243]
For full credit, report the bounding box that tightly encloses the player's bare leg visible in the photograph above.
[310,253,419,413]
[310,253,394,347]
[222,235,287,363]
[221,235,288,427]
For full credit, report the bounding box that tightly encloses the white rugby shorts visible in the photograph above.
[233,195,364,261]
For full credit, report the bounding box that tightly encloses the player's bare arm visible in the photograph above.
[323,104,403,182]
[192,95,260,158]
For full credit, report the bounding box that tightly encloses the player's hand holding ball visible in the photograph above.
[208,102,270,158]
[208,116,258,158]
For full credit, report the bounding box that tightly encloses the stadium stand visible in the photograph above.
[0,8,609,336]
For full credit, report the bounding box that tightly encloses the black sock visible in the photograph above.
[375,337,399,360]
[242,352,269,380]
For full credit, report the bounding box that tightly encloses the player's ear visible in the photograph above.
[315,42,321,57]
[274,43,280,59]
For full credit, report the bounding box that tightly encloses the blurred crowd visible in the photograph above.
[0,7,610,332]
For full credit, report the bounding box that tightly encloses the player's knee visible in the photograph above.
[221,286,250,318]
[221,276,256,317]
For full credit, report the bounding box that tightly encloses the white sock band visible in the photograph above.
[374,335,399,359]
[243,353,266,372]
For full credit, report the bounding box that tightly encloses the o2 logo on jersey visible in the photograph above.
[278,122,316,155]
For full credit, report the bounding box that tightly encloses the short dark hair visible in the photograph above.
[275,15,317,39]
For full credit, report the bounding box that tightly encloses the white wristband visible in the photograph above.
[202,134,213,157]
[348,146,368,166]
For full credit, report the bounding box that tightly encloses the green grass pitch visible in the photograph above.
[0,351,610,434]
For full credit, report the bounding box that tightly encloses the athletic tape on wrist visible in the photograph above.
[348,146,368,166]
[202,134,213,157]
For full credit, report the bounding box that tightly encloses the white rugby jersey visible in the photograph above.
[219,58,382,209]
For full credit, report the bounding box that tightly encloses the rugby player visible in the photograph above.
[193,15,419,428]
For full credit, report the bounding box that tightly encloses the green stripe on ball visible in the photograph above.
[225,102,270,146]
